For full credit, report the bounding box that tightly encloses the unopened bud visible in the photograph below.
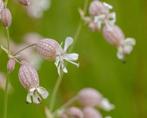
[7,58,16,73]
[83,107,102,118]
[1,8,12,27]
[78,88,102,107]
[19,0,30,6]
[35,39,60,60]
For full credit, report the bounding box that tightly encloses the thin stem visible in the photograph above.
[49,0,89,113]
[59,96,78,111]
[70,0,89,51]
[6,28,10,53]
[3,73,9,118]
[5,0,9,7]
[13,43,36,56]
[49,74,63,111]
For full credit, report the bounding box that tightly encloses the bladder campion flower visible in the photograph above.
[18,62,49,104]
[36,37,79,76]
[103,24,136,60]
[55,37,79,76]
[80,0,116,31]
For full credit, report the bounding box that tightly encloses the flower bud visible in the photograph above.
[103,24,125,47]
[77,88,102,107]
[19,0,30,6]
[0,0,4,13]
[35,38,60,60]
[83,107,102,118]
[7,58,16,73]
[89,0,110,16]
[66,107,84,118]
[1,8,12,27]
[19,63,48,104]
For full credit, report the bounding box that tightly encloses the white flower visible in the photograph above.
[27,0,51,18]
[117,38,136,60]
[94,12,116,30]
[55,37,79,76]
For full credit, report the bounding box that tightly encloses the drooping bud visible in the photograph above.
[89,0,112,16]
[103,24,125,47]
[66,107,84,118]
[1,8,12,27]
[83,107,102,118]
[35,38,60,60]
[19,0,30,6]
[7,58,16,73]
[77,88,102,107]
[103,24,136,60]
[18,63,49,104]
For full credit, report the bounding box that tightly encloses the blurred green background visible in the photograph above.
[0,0,147,118]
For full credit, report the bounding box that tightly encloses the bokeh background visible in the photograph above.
[0,0,147,118]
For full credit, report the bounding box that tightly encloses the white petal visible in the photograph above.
[64,37,73,51]
[65,59,79,67]
[32,95,41,104]
[103,2,113,10]
[108,12,116,25]
[100,98,115,111]
[117,47,124,60]
[94,15,105,29]
[123,45,133,54]
[26,92,33,104]
[62,63,68,73]
[123,38,136,54]
[64,53,79,61]
[125,38,136,46]
[37,87,49,99]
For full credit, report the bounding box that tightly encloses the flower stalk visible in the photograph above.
[48,0,89,113]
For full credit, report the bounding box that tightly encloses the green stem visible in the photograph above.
[3,73,9,118]
[56,96,78,114]
[70,0,89,51]
[49,0,89,113]
[49,74,63,111]
[13,43,36,56]
[6,28,10,53]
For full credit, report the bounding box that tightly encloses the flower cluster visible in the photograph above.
[49,88,114,118]
[80,0,136,61]
[0,0,137,117]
